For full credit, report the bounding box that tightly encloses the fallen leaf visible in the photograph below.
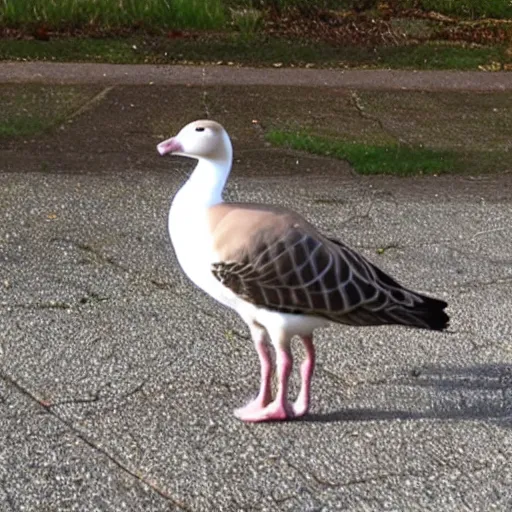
[34,26,50,41]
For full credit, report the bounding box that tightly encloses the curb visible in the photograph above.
[1,62,512,91]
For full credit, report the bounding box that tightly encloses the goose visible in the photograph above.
[157,120,449,422]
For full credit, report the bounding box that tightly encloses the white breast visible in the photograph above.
[168,193,240,310]
[168,193,329,335]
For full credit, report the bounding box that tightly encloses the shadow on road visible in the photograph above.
[305,363,512,425]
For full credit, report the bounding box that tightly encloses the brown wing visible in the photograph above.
[211,221,448,330]
[208,202,448,330]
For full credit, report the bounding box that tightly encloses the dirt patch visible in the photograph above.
[0,83,510,178]
[0,84,103,140]
[358,90,512,151]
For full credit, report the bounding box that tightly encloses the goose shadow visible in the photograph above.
[303,363,512,425]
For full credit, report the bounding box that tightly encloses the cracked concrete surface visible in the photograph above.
[1,65,512,511]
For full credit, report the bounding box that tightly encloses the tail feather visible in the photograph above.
[326,237,450,331]
[410,294,449,331]
[369,256,449,331]
[367,294,449,331]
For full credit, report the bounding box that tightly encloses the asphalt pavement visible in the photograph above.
[1,63,512,511]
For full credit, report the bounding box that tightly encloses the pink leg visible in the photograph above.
[293,335,315,417]
[235,344,294,423]
[234,329,272,419]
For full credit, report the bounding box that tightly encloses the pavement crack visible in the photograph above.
[46,392,100,408]
[51,237,175,291]
[246,406,408,492]
[78,291,109,305]
[337,192,376,229]
[454,275,512,291]
[239,424,315,509]
[0,478,16,512]
[350,90,408,146]
[0,300,73,310]
[280,459,323,488]
[375,242,401,255]
[0,370,192,511]
[270,492,296,505]
[339,470,421,488]
[201,67,210,119]
[119,379,147,400]
[350,90,386,131]
[469,227,508,241]
[149,278,173,290]
[355,237,455,251]
[0,291,109,312]
[64,86,115,124]
[285,461,420,489]
[241,422,350,503]
[60,238,130,272]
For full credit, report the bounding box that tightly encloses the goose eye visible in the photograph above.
[195,127,205,132]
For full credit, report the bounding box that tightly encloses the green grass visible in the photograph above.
[0,117,47,137]
[373,43,508,70]
[0,0,510,34]
[266,130,460,175]
[0,0,226,31]
[0,85,94,137]
[0,1,509,70]
[0,36,508,70]
[0,38,142,64]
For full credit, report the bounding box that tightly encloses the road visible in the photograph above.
[0,63,511,511]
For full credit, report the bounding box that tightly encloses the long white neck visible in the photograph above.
[175,138,233,208]
[182,158,230,206]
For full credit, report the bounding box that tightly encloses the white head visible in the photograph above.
[157,119,232,163]
[157,120,233,205]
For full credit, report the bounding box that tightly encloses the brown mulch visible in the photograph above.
[437,21,512,45]
[263,7,512,46]
[1,7,511,46]
[263,8,406,46]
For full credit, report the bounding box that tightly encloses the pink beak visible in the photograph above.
[157,137,184,156]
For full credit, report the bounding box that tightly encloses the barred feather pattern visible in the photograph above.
[211,228,449,331]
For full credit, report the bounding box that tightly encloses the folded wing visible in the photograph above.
[210,204,449,331]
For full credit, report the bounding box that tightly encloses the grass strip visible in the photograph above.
[266,130,460,175]
[0,37,508,71]
[0,0,226,30]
